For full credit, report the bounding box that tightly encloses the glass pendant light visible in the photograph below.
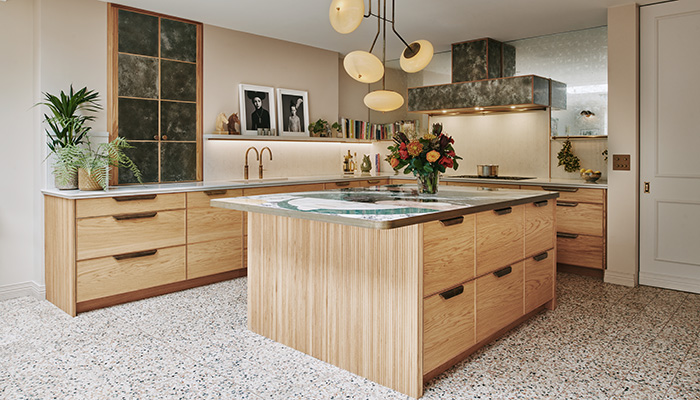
[329,0,365,34]
[364,90,404,112]
[400,40,434,73]
[343,51,384,83]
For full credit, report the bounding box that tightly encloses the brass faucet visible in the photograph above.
[244,146,259,180]
[259,147,272,179]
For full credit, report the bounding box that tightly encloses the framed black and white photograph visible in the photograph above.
[276,88,309,137]
[239,84,276,136]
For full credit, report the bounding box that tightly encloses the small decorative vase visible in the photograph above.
[54,171,78,190]
[78,168,103,191]
[416,172,439,194]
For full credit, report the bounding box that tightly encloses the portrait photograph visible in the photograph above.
[239,84,276,135]
[276,88,309,137]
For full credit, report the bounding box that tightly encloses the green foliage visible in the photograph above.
[37,85,102,153]
[557,138,581,172]
[308,118,331,135]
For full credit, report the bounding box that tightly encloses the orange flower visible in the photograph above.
[390,158,399,168]
[407,141,423,157]
[426,150,440,163]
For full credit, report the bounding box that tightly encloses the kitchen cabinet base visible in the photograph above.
[557,263,604,279]
[76,269,246,313]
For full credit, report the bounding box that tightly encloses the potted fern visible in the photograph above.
[38,85,102,189]
[55,137,143,191]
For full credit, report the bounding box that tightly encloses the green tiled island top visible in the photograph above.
[211,184,559,229]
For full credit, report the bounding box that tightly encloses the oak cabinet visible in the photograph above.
[475,262,525,342]
[423,215,475,297]
[476,205,524,276]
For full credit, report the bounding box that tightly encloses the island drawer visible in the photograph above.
[525,186,604,204]
[524,199,555,257]
[424,281,475,373]
[324,181,361,189]
[524,251,555,314]
[476,205,524,276]
[187,207,243,244]
[187,189,243,209]
[76,193,185,218]
[423,215,475,297]
[475,262,524,342]
[557,234,604,269]
[76,209,186,260]
[556,202,604,236]
[76,245,185,302]
[187,237,243,279]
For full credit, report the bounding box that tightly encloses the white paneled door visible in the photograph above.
[640,0,700,293]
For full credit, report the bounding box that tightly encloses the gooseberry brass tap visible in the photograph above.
[259,147,272,179]
[244,146,259,180]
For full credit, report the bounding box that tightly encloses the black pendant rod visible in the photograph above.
[365,0,415,56]
[368,0,381,53]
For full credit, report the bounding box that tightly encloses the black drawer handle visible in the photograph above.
[493,266,512,278]
[113,249,158,260]
[439,285,464,300]
[204,190,227,196]
[440,216,464,227]
[557,232,579,239]
[534,200,548,207]
[533,252,549,261]
[114,194,157,202]
[557,201,579,207]
[335,182,351,187]
[113,211,158,221]
[542,186,579,193]
[366,180,381,184]
[494,207,512,215]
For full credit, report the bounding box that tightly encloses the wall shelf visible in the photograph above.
[204,134,391,143]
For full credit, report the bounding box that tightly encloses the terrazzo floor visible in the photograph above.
[1,272,699,400]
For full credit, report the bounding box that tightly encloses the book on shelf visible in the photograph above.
[339,118,419,141]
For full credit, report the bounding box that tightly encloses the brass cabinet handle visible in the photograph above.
[204,190,227,196]
[533,252,549,261]
[534,200,548,207]
[557,201,579,207]
[153,135,158,140]
[113,249,157,260]
[335,181,351,187]
[494,207,512,215]
[542,186,579,192]
[493,266,512,278]
[366,180,381,184]
[113,211,158,221]
[557,232,579,239]
[439,216,464,227]
[161,135,168,140]
[439,285,464,300]
[114,194,157,202]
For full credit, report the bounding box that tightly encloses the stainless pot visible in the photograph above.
[477,164,499,177]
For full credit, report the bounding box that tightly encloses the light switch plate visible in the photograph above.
[612,154,630,171]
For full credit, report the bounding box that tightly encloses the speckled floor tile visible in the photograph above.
[612,379,671,400]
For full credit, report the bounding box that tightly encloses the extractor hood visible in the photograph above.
[407,38,566,115]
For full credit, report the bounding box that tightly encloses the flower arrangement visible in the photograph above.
[387,123,461,193]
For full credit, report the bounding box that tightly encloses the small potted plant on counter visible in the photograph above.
[38,85,102,189]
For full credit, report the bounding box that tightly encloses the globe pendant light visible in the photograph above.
[343,51,384,83]
[329,0,365,34]
[364,90,404,112]
[400,40,434,73]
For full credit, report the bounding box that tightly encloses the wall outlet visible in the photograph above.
[612,154,630,170]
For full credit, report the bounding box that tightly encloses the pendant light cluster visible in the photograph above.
[330,0,434,112]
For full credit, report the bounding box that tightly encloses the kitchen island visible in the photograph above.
[212,185,558,398]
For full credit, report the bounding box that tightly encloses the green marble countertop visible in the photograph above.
[211,184,559,229]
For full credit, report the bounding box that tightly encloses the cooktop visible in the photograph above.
[448,175,537,181]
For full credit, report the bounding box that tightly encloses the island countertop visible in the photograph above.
[211,184,559,229]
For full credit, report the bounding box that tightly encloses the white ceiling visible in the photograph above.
[105,0,659,59]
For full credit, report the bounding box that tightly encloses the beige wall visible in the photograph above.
[338,57,370,122]
[606,3,639,287]
[550,137,608,180]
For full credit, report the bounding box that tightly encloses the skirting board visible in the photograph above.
[0,281,46,302]
[604,270,637,287]
[640,271,700,295]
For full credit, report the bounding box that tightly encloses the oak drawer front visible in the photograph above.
[187,238,243,279]
[76,210,185,260]
[187,207,243,244]
[187,189,243,209]
[423,215,475,297]
[476,262,524,342]
[556,202,604,236]
[76,193,185,218]
[243,183,325,196]
[524,251,555,314]
[76,245,185,302]
[525,199,555,257]
[324,181,361,189]
[476,205,524,276]
[448,182,518,190]
[525,186,604,204]
[424,281,475,373]
[359,178,389,187]
[557,234,604,269]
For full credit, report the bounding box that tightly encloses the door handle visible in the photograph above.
[542,186,579,192]
[493,266,512,278]
[204,190,227,196]
[439,216,464,226]
[114,194,157,202]
[439,285,464,300]
[113,249,158,260]
[534,200,548,207]
[494,207,512,215]
[557,201,579,207]
[335,181,350,187]
[113,211,158,221]
[533,252,548,261]
[366,180,381,185]
[557,232,579,239]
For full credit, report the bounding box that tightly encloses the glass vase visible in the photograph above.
[416,172,439,194]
